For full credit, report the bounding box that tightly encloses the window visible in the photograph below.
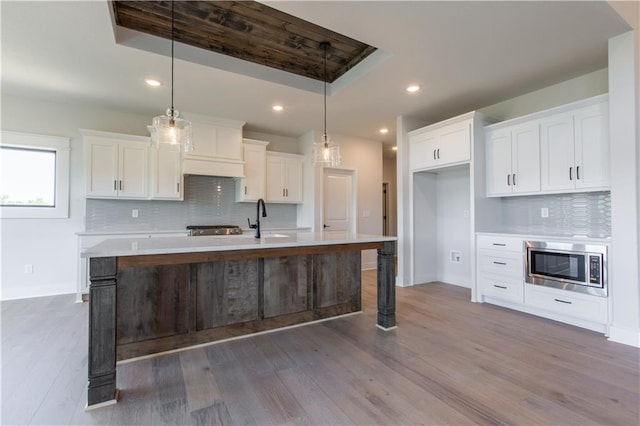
[0,131,70,218]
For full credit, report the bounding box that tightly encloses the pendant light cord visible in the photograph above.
[170,0,175,117]
[322,42,329,143]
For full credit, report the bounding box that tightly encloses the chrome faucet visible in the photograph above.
[248,198,267,238]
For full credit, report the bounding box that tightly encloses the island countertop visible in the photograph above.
[82,231,397,258]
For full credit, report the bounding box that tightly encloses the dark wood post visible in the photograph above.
[376,241,396,329]
[87,257,119,407]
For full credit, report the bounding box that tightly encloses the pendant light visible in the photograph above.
[148,0,193,152]
[313,42,341,167]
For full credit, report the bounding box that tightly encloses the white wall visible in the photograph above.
[243,130,301,154]
[436,166,471,287]
[1,95,154,300]
[608,31,639,347]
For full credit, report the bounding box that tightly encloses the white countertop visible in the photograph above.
[82,231,397,258]
[476,231,611,244]
[76,227,311,237]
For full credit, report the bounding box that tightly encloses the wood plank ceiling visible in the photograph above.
[112,1,377,83]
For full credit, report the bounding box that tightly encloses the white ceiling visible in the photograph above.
[0,1,631,156]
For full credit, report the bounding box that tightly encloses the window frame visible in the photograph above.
[0,131,70,219]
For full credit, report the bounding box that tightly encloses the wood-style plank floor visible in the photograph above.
[2,271,638,425]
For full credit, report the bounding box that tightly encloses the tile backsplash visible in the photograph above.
[499,191,611,238]
[85,175,298,232]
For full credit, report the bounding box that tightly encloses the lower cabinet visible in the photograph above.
[476,234,609,333]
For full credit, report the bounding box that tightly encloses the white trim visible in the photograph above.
[607,326,640,347]
[117,311,363,365]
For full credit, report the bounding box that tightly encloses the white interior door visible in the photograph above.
[323,169,354,232]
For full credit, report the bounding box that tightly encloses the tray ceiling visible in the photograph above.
[112,0,377,83]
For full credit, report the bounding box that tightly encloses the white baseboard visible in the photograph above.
[1,283,75,301]
[607,325,640,347]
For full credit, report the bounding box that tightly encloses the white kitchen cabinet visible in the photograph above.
[181,115,245,177]
[266,152,304,203]
[150,144,183,200]
[409,118,471,171]
[476,235,524,304]
[524,283,608,324]
[486,122,540,196]
[236,139,269,202]
[81,129,149,199]
[540,101,609,192]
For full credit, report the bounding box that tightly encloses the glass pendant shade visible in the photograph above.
[313,134,341,167]
[149,108,193,152]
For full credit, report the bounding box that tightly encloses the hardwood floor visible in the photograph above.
[2,270,638,425]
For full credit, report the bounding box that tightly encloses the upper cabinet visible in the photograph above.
[409,117,471,171]
[540,101,609,192]
[485,94,609,197]
[82,129,149,199]
[182,115,245,178]
[266,152,304,204]
[486,122,540,196]
[150,144,183,200]
[236,139,269,202]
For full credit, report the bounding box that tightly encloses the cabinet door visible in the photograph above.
[485,129,513,196]
[438,122,470,166]
[540,113,575,192]
[574,102,609,190]
[86,140,119,197]
[239,143,266,201]
[266,154,286,202]
[151,145,182,200]
[284,158,303,203]
[511,123,540,194]
[409,131,438,170]
[118,142,149,198]
[190,122,217,158]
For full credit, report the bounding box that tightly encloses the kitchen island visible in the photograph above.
[83,231,396,408]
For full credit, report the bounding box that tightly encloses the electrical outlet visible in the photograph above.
[132,209,139,218]
[541,207,549,218]
[450,250,461,263]
[24,264,33,274]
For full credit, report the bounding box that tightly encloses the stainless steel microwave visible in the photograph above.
[525,241,608,297]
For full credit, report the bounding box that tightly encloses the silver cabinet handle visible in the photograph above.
[437,148,440,159]
[433,149,437,160]
[554,298,572,304]
[119,180,123,191]
[177,182,180,192]
[576,166,580,180]
[493,261,507,265]
[244,186,247,195]
[114,180,117,191]
[493,284,508,289]
[512,173,516,186]
[569,167,573,181]
[492,243,506,246]
[282,188,285,197]
[507,174,511,186]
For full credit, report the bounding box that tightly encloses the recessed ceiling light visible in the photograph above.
[406,84,421,93]
[272,105,284,112]
[392,146,398,151]
[379,127,389,134]
[145,79,162,87]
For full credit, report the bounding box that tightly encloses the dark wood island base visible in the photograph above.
[87,239,396,408]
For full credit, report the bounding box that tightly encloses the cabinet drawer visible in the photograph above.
[478,251,523,277]
[479,276,524,304]
[524,284,608,323]
[477,235,523,252]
